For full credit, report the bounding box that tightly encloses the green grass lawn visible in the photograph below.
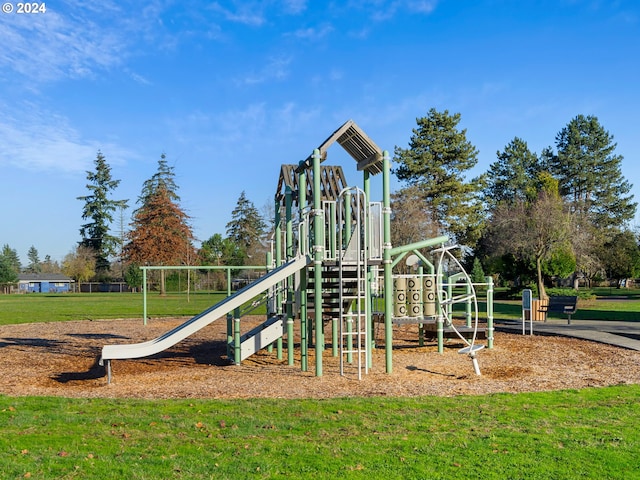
[0,292,228,325]
[2,385,639,479]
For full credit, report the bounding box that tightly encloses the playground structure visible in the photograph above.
[100,120,494,382]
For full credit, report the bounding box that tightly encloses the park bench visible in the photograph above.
[539,295,578,324]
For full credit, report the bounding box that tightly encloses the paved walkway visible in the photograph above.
[495,319,640,351]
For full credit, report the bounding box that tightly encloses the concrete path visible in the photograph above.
[495,319,640,351]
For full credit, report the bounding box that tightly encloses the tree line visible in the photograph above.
[1,109,637,298]
[392,109,638,299]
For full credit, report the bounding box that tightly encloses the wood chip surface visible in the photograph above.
[1,316,639,399]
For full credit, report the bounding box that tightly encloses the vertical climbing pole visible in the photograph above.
[274,195,283,361]
[298,163,309,372]
[382,150,394,374]
[363,170,373,369]
[312,149,324,377]
[486,276,494,348]
[285,187,295,365]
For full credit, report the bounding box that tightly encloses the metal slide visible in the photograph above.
[99,255,310,369]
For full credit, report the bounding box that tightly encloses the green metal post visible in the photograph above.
[142,267,148,325]
[466,281,472,328]
[233,307,241,365]
[312,149,324,376]
[298,163,309,372]
[382,150,393,374]
[437,272,444,353]
[418,265,424,347]
[286,187,294,365]
[486,276,494,349]
[274,197,283,360]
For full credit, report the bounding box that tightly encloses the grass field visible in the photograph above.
[1,290,640,478]
[2,385,640,479]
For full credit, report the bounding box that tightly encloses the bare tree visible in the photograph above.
[487,191,572,300]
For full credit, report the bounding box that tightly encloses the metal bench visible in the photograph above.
[539,295,578,324]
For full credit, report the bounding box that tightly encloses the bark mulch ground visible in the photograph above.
[1,316,639,399]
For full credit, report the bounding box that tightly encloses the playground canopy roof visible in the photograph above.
[298,119,383,175]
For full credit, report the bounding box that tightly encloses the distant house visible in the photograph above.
[17,273,74,293]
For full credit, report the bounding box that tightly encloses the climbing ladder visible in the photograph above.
[337,187,368,379]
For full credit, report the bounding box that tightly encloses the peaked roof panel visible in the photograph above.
[298,120,383,175]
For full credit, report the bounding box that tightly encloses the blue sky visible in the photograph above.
[1,0,639,265]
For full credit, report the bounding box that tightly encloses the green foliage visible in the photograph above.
[2,386,640,478]
[470,257,485,284]
[124,263,143,291]
[542,244,576,278]
[1,244,21,273]
[0,256,18,286]
[78,151,128,274]
[393,108,484,245]
[599,230,640,282]
[200,233,246,267]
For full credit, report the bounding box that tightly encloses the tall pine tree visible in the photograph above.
[545,115,636,231]
[484,137,540,208]
[78,151,128,275]
[225,191,267,264]
[393,108,484,246]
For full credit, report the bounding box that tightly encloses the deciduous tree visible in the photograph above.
[486,185,572,300]
[62,245,96,291]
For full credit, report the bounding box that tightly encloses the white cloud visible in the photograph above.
[288,23,334,40]
[238,56,292,85]
[0,9,126,82]
[209,2,266,26]
[0,102,132,174]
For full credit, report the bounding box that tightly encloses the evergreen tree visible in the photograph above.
[140,153,179,202]
[0,256,18,293]
[26,245,41,273]
[225,191,267,262]
[393,108,484,246]
[124,155,195,295]
[546,115,636,230]
[0,244,21,274]
[484,137,540,208]
[78,151,128,275]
